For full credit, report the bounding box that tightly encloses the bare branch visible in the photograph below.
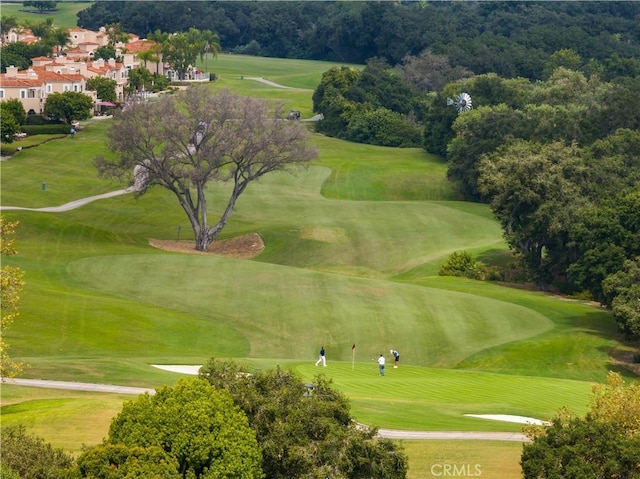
[95,86,318,251]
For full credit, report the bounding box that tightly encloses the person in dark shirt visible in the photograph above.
[390,349,400,368]
[315,346,326,367]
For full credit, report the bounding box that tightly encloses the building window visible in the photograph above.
[20,90,26,98]
[27,89,36,98]
[64,85,70,92]
[73,85,78,92]
[0,90,4,98]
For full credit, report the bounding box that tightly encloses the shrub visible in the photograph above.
[234,40,262,56]
[24,114,49,125]
[344,106,422,147]
[21,124,71,135]
[0,425,74,479]
[439,251,486,280]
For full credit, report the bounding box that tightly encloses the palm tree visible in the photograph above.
[48,27,70,55]
[201,30,221,73]
[136,48,155,69]
[147,30,170,75]
[105,22,129,45]
[1,15,18,45]
[25,18,53,40]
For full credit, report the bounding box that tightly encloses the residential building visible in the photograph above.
[0,65,94,115]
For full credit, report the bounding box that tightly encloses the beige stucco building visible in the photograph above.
[0,26,165,113]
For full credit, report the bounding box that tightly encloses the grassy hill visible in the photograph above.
[0,1,89,30]
[0,54,632,478]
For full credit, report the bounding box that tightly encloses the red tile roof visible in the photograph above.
[125,40,158,53]
[0,77,42,87]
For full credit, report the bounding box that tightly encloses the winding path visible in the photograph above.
[3,377,529,441]
[0,188,134,212]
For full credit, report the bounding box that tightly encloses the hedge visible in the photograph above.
[21,124,73,135]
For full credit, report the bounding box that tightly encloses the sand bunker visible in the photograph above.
[465,414,550,426]
[152,365,202,375]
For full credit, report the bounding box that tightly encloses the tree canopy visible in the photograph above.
[0,100,25,144]
[22,1,58,12]
[95,86,317,251]
[162,28,219,80]
[312,61,422,147]
[74,378,263,479]
[76,2,640,81]
[86,76,117,104]
[521,372,640,478]
[0,216,25,378]
[44,91,93,124]
[0,425,73,479]
[200,359,408,479]
[423,71,640,331]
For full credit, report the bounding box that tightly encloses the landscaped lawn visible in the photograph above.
[0,1,89,30]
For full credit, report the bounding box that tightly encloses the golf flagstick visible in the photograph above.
[352,343,356,370]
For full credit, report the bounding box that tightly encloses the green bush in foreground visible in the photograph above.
[92,377,263,479]
[522,372,640,479]
[521,415,640,479]
[0,425,74,479]
[201,359,408,479]
[72,444,179,479]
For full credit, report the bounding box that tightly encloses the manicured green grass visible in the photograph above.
[0,385,133,454]
[292,363,592,431]
[314,135,459,201]
[403,440,524,479]
[2,361,593,439]
[0,120,119,208]
[201,53,362,117]
[0,1,89,29]
[203,53,363,90]
[1,134,67,156]
[0,54,632,478]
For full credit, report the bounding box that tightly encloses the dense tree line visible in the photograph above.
[76,1,640,81]
[521,372,640,478]
[313,57,640,336]
[0,364,407,478]
[437,72,640,335]
[312,60,424,147]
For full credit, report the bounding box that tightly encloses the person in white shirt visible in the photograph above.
[378,354,386,376]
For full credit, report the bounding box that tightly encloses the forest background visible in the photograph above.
[74,0,640,332]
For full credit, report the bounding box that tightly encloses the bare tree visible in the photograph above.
[95,87,318,251]
[396,49,473,93]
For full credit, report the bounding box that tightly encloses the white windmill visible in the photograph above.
[447,92,473,113]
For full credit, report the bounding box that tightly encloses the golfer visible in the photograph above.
[390,349,400,368]
[378,354,386,376]
[315,346,326,367]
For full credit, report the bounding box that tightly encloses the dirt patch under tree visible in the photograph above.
[149,232,264,259]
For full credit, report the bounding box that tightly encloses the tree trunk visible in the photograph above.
[195,229,210,252]
[192,184,244,252]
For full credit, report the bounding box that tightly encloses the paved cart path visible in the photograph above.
[0,188,134,212]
